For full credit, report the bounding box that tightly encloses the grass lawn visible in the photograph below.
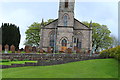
[2,59,118,78]
[0,61,37,65]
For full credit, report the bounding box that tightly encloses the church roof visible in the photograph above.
[74,18,90,29]
[42,18,91,30]
[43,19,58,27]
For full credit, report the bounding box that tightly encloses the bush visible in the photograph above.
[100,46,120,60]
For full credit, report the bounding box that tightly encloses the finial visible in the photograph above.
[41,18,44,27]
[89,20,92,28]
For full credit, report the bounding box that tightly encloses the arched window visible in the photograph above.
[64,15,68,26]
[76,38,82,49]
[74,32,83,49]
[49,32,55,47]
[62,39,67,46]
[65,0,68,8]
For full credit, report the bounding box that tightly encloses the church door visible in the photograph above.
[61,39,67,52]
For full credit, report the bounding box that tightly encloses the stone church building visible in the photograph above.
[40,0,92,52]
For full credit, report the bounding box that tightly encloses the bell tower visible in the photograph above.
[58,0,75,27]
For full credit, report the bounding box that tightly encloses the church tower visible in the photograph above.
[58,0,75,27]
[56,0,75,51]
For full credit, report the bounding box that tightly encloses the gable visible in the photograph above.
[43,19,58,29]
[74,18,90,29]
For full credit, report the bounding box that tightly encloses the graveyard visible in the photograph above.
[0,44,119,78]
[0,44,101,69]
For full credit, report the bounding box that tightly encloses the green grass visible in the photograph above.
[0,61,37,65]
[2,59,118,78]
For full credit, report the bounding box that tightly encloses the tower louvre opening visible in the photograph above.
[65,0,68,8]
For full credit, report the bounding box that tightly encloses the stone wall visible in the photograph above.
[1,53,99,61]
[1,53,105,69]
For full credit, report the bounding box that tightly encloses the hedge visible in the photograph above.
[100,46,120,60]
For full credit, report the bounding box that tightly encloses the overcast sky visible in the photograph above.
[0,0,118,48]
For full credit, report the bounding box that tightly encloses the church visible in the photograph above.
[40,0,92,52]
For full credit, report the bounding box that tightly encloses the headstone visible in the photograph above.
[17,50,21,53]
[10,45,15,53]
[47,47,52,53]
[87,50,91,54]
[74,46,77,51]
[76,48,81,53]
[4,44,9,53]
[32,46,36,53]
[74,46,78,53]
[24,46,30,53]
[29,46,32,52]
[40,48,44,53]
[0,44,2,52]
[66,48,72,54]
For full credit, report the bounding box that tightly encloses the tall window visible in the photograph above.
[65,0,68,8]
[50,33,55,47]
[74,38,76,43]
[62,39,67,46]
[76,38,82,49]
[64,15,68,26]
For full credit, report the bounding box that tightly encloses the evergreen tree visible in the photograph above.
[1,23,21,50]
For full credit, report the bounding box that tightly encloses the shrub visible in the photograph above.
[100,46,120,60]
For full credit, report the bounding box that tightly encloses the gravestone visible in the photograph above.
[0,44,2,52]
[17,50,21,53]
[10,45,15,53]
[74,46,78,53]
[87,50,91,54]
[29,46,32,52]
[47,47,52,53]
[76,48,81,53]
[66,48,72,54]
[24,46,30,53]
[32,46,36,53]
[4,44,9,53]
[74,46,77,51]
[40,48,44,53]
